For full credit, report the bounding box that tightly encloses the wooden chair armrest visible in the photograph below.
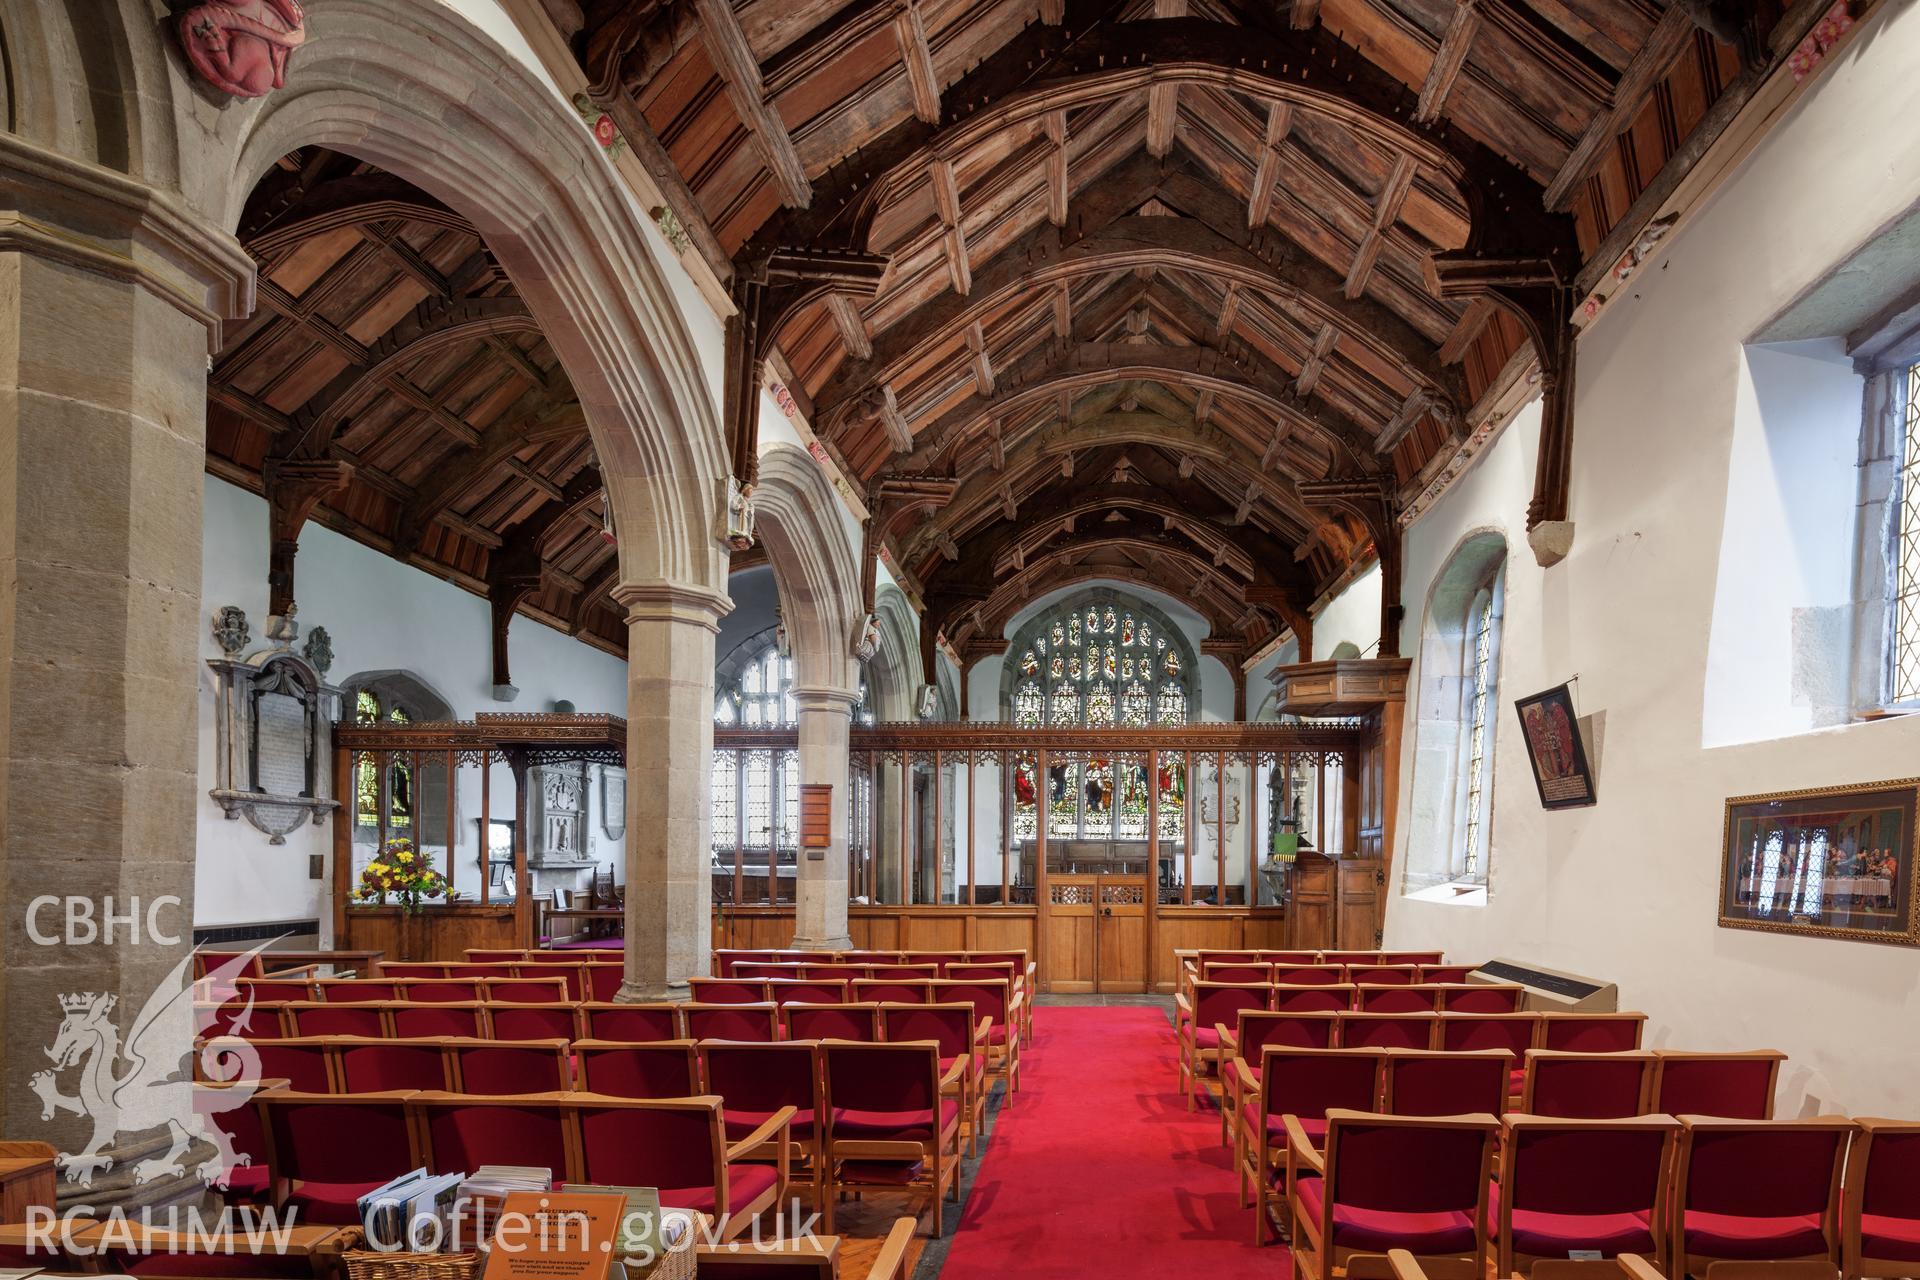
[1231,1056,1258,1094]
[1215,1022,1237,1054]
[1282,1114,1325,1174]
[724,1104,796,1161]
[973,1016,993,1045]
[863,1217,917,1280]
[1387,1249,1426,1280]
[261,962,323,979]
[1616,1256,1667,1280]
[1174,993,1193,1017]
[939,1056,969,1089]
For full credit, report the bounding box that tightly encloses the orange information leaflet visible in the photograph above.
[481,1190,627,1280]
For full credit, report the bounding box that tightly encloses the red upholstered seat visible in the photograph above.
[662,1165,779,1217]
[1496,1115,1676,1273]
[1294,1177,1479,1254]
[1188,1026,1220,1049]
[1241,1101,1327,1143]
[1682,1210,1829,1259]
[1862,1214,1920,1262]
[725,1106,816,1141]
[1489,1184,1657,1256]
[416,1098,570,1176]
[830,1100,960,1142]
[117,1250,312,1277]
[286,1180,386,1224]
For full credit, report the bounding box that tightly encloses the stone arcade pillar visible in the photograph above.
[791,686,858,950]
[0,137,252,1208]
[615,582,729,1000]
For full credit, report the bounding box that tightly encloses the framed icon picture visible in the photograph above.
[1719,779,1920,947]
[1513,683,1596,809]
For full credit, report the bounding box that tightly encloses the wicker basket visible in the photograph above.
[341,1250,480,1280]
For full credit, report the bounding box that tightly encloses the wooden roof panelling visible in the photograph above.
[206,149,627,659]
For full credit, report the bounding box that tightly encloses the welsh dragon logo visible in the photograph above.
[31,947,267,1188]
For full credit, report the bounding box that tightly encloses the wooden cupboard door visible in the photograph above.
[1337,858,1383,949]
[1096,876,1148,993]
[1046,875,1098,993]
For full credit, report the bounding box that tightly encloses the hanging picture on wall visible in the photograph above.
[1719,779,1920,947]
[1513,683,1596,809]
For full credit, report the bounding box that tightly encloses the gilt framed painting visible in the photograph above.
[1513,684,1596,809]
[1718,779,1920,947]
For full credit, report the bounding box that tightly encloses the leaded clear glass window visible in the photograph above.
[1462,590,1495,876]
[1893,363,1920,704]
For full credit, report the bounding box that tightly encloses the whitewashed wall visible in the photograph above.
[1387,3,1920,1118]
[196,477,630,934]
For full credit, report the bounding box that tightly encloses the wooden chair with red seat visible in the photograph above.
[201,997,289,1039]
[574,1039,701,1098]
[713,949,776,976]
[282,1001,382,1037]
[313,978,404,1003]
[1496,1114,1680,1278]
[1521,1050,1658,1119]
[1346,965,1421,986]
[408,1091,572,1179]
[820,1041,964,1237]
[1276,984,1358,1013]
[783,1002,881,1042]
[396,978,483,1004]
[486,1002,577,1042]
[1286,1109,1500,1280]
[445,1038,572,1093]
[1338,1013,1439,1051]
[694,1216,917,1280]
[960,951,1034,1041]
[465,949,526,963]
[1543,1013,1648,1052]
[389,1002,487,1039]
[1274,965,1349,986]
[902,953,953,970]
[1176,980,1273,1106]
[1842,1117,1920,1279]
[379,962,450,978]
[1418,964,1477,984]
[879,1003,987,1157]
[1318,951,1385,964]
[196,951,325,983]
[1380,952,1446,966]
[734,963,810,980]
[1257,950,1321,964]
[98,1221,359,1279]
[484,976,572,1004]
[447,963,515,978]
[1205,962,1277,984]
[926,978,1020,1104]
[700,1040,826,1210]
[1233,1047,1389,1244]
[1439,1012,1542,1096]
[235,978,319,1003]
[579,1001,680,1041]
[1357,985,1444,1013]
[867,965,942,981]
[1381,1049,1513,1118]
[569,1095,790,1242]
[221,1036,333,1092]
[684,1002,781,1043]
[1218,1011,1340,1147]
[689,978,774,1005]
[1653,1051,1787,1120]
[195,1079,287,1206]
[765,978,851,1005]
[1672,1115,1853,1278]
[583,963,624,1002]
[1436,984,1525,1013]
[851,978,934,1005]
[256,1091,421,1224]
[327,1036,448,1092]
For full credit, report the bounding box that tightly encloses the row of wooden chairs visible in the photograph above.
[713,951,1037,1045]
[1269,1108,1919,1280]
[219,1003,997,1157]
[214,973,589,1004]
[218,1040,972,1238]
[713,948,1035,977]
[1178,1001,1648,1101]
[1189,981,1530,1015]
[1191,963,1477,990]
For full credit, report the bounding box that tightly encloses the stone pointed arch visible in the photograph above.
[216,0,729,596]
[870,586,920,722]
[752,445,863,692]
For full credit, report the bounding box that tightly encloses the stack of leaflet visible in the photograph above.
[358,1169,467,1252]
[456,1166,553,1245]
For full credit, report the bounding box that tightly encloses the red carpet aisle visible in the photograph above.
[937,1005,1286,1279]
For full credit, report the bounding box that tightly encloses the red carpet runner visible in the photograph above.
[937,1005,1287,1279]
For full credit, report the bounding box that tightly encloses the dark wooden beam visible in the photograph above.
[691,0,813,207]
[1543,4,1700,210]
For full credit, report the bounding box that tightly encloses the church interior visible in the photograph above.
[4,0,1920,1277]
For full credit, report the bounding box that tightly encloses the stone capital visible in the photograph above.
[612,579,734,630]
[0,133,255,352]
[790,684,862,717]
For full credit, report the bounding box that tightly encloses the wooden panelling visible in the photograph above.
[1285,856,1336,954]
[1152,907,1291,992]
[338,905,522,963]
[713,906,1039,961]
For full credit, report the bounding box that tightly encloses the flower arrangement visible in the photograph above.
[353,837,448,912]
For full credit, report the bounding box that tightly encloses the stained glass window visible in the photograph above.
[1157,681,1187,725]
[1082,758,1114,838]
[1895,363,1920,703]
[1116,762,1149,839]
[351,690,417,830]
[1015,680,1045,727]
[1157,758,1185,840]
[1050,681,1081,725]
[1085,681,1115,727]
[1012,752,1038,841]
[1462,590,1496,876]
[1121,680,1150,726]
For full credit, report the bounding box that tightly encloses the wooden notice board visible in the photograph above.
[800,783,833,857]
